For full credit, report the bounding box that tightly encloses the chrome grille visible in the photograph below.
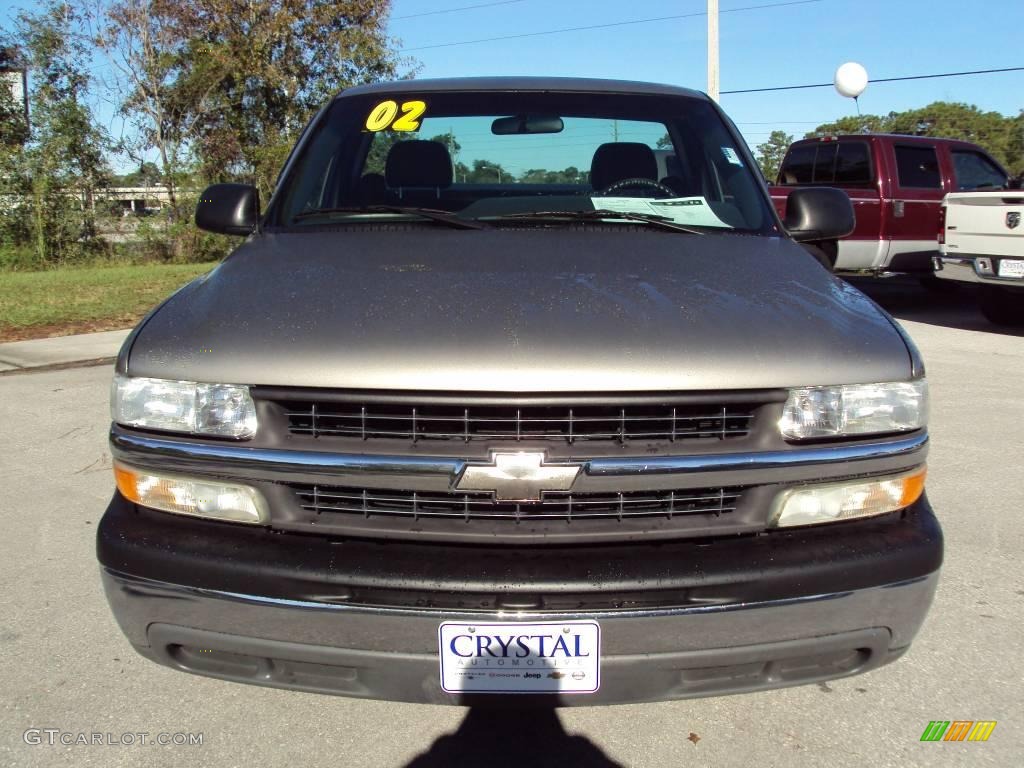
[277,401,756,444]
[292,484,742,522]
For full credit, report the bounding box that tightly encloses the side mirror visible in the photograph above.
[783,187,854,242]
[195,183,259,236]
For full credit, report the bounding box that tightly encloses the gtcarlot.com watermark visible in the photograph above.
[24,729,203,747]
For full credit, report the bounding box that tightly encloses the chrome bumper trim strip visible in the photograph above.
[111,430,927,480]
[586,433,927,475]
[105,568,932,620]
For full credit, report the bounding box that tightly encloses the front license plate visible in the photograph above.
[997,259,1024,278]
[438,620,600,694]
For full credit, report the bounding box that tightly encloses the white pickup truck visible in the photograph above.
[936,191,1024,326]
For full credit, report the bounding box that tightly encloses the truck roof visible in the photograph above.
[790,133,980,147]
[338,76,707,101]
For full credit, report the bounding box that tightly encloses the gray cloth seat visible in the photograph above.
[385,141,453,203]
[590,142,659,190]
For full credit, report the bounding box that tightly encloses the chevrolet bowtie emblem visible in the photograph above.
[455,452,582,502]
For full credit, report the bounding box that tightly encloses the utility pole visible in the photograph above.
[707,0,719,102]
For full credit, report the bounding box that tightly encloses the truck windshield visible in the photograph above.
[271,90,777,235]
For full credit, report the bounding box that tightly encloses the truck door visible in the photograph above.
[886,143,945,270]
[831,140,881,269]
[774,139,882,270]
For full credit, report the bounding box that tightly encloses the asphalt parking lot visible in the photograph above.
[1,278,1021,768]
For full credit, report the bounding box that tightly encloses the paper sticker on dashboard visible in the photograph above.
[721,147,743,165]
[595,196,731,228]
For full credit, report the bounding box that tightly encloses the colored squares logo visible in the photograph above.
[920,721,996,742]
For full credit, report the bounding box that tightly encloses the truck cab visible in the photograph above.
[97,77,940,705]
[770,134,1008,273]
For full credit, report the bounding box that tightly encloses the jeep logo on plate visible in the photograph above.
[1007,212,1021,230]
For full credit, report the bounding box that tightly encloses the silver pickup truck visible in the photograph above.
[936,190,1024,326]
[98,77,940,705]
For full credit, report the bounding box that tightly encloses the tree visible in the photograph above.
[805,114,886,136]
[519,166,585,184]
[430,132,461,158]
[95,0,224,217]
[458,159,507,183]
[2,1,111,265]
[96,0,409,202]
[362,130,405,176]
[183,0,407,197]
[809,102,1024,174]
[754,130,793,182]
[112,160,162,186]
[1013,111,1024,178]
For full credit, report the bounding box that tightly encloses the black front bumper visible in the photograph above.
[98,492,942,612]
[97,494,941,704]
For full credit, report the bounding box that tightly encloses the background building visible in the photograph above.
[1,49,29,146]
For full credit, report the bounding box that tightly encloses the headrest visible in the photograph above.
[385,140,453,188]
[590,142,658,190]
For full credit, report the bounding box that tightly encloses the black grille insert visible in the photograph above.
[277,401,756,444]
[292,484,743,523]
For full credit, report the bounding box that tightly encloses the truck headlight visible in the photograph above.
[770,467,926,528]
[779,381,927,440]
[114,462,268,524]
[111,374,257,439]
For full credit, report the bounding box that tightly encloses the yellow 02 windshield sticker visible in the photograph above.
[365,100,427,132]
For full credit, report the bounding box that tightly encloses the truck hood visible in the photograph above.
[125,228,912,391]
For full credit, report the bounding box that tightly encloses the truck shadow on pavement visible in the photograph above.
[402,706,625,768]
[847,277,1024,337]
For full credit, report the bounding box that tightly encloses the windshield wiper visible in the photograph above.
[293,205,488,230]
[487,209,705,235]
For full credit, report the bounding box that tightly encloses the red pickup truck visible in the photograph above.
[768,134,1009,273]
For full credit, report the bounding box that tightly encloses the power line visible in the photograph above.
[391,0,527,21]
[400,0,823,52]
[722,66,1024,94]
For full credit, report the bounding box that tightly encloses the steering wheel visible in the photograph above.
[594,177,676,198]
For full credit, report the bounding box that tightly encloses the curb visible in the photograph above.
[0,356,116,377]
[0,329,130,373]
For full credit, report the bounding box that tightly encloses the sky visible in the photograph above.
[387,0,1024,149]
[2,0,1023,173]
